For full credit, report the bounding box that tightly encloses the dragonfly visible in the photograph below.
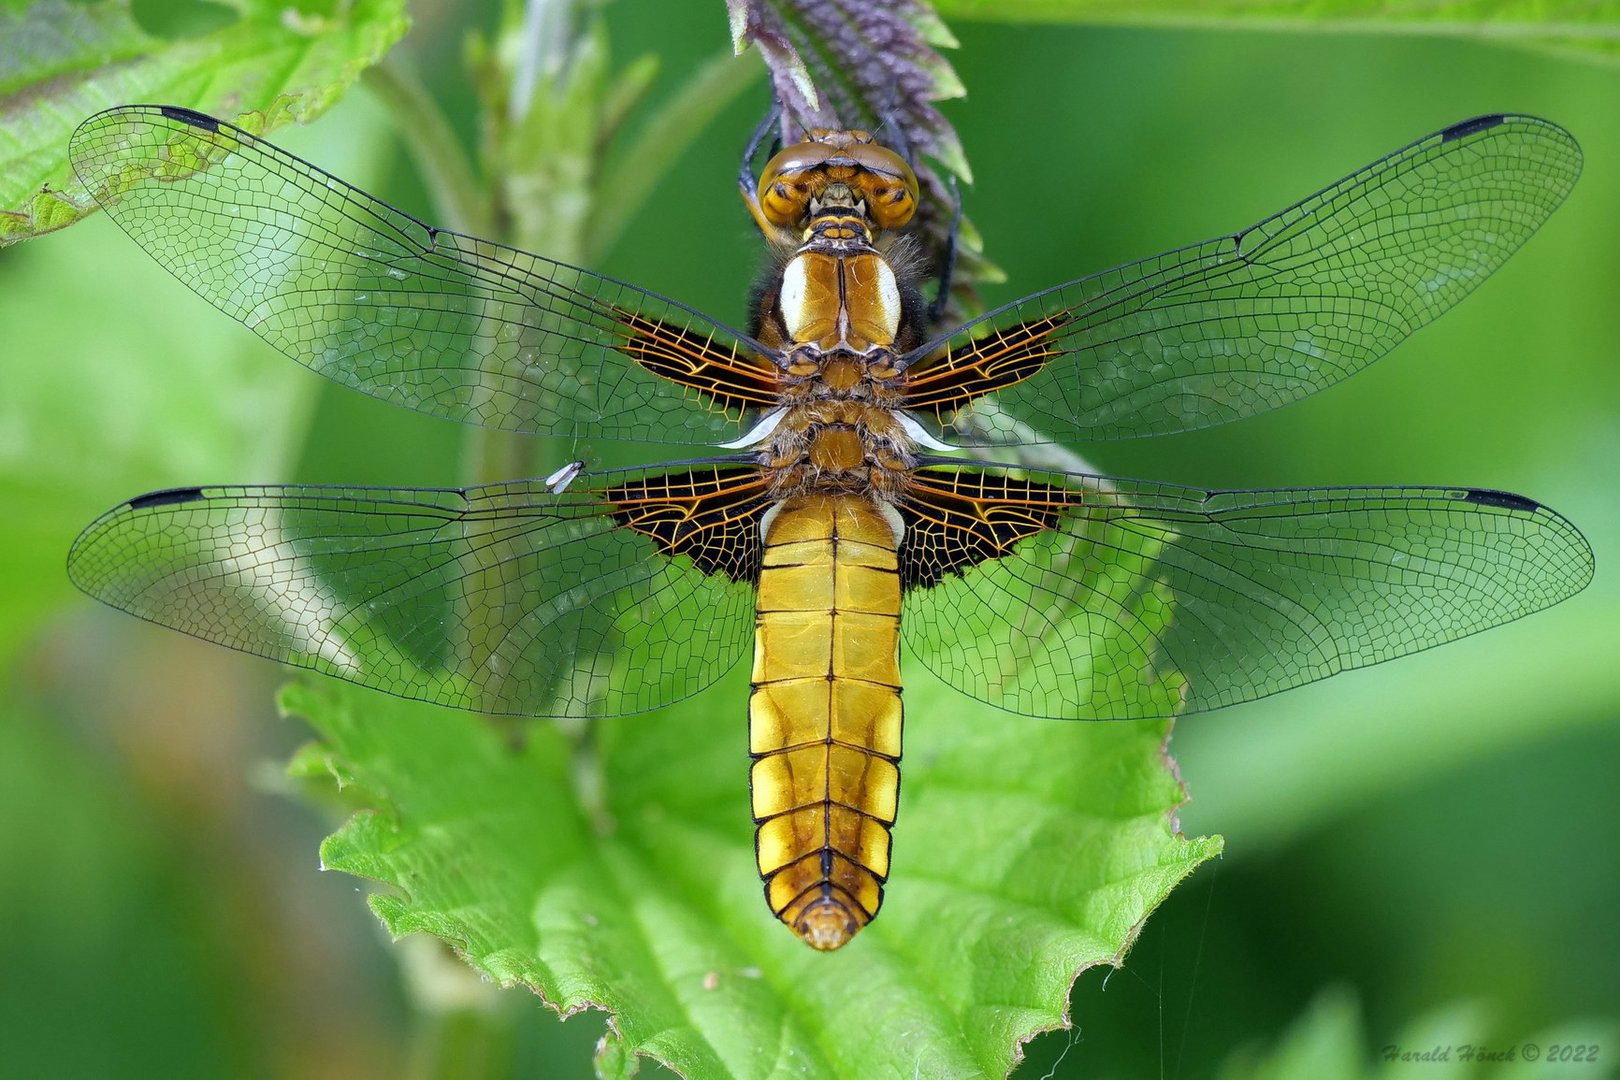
[66,104,1592,950]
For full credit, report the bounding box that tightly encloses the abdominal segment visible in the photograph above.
[749,494,903,950]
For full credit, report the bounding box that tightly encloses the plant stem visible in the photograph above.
[366,56,493,237]
[588,48,762,259]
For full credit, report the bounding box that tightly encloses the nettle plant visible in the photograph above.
[2,0,1597,1076]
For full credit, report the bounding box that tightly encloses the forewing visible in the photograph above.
[902,115,1581,444]
[68,465,769,718]
[899,466,1593,720]
[69,105,780,445]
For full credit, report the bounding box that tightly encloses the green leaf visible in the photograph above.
[932,0,1620,65]
[0,0,410,244]
[248,402,1215,1076]
[287,656,1218,1078]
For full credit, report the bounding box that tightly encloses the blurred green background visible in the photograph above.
[2,2,1617,1076]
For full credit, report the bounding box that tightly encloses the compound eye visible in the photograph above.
[761,176,812,227]
[850,144,920,229]
[758,142,831,227]
[866,178,917,229]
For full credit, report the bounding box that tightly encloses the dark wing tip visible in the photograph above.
[158,105,220,132]
[1461,488,1541,512]
[128,486,207,510]
[1441,114,1507,142]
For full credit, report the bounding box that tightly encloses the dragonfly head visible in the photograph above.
[758,129,919,231]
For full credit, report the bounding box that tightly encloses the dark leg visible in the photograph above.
[739,97,783,199]
[928,176,962,325]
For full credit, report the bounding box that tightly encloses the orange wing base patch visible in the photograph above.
[901,314,1069,419]
[899,468,1078,588]
[612,309,781,413]
[604,466,772,582]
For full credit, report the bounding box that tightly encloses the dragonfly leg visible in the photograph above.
[739,97,783,237]
[927,175,962,325]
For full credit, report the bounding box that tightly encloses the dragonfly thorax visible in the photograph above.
[777,245,904,357]
[780,347,903,393]
[756,399,916,500]
[753,154,920,502]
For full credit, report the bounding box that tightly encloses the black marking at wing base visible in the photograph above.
[128,487,207,510]
[159,106,218,132]
[1463,488,1540,512]
[900,469,1594,721]
[604,466,771,583]
[897,469,1075,589]
[68,105,776,446]
[68,475,763,718]
[1443,115,1506,142]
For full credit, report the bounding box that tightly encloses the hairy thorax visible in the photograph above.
[752,207,924,503]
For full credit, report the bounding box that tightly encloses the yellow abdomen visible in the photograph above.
[750,493,903,950]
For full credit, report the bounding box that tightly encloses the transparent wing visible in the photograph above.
[899,466,1593,720]
[69,105,780,445]
[902,115,1581,445]
[68,464,771,718]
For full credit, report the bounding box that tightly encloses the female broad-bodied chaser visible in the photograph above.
[66,105,1591,949]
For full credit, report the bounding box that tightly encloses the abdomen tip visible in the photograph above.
[796,899,862,951]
